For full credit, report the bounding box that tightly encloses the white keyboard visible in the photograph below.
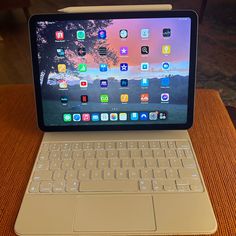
[28,140,204,193]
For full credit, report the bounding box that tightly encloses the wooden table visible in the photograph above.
[0,85,235,235]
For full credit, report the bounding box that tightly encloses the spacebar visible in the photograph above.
[79,180,138,192]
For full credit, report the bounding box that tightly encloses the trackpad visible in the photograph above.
[73,195,156,232]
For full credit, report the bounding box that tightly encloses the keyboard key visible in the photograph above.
[74,160,85,169]
[94,142,105,149]
[53,170,65,180]
[133,159,145,168]
[149,141,160,148]
[39,181,52,192]
[61,143,71,150]
[103,169,115,179]
[98,159,108,168]
[176,149,185,158]
[72,143,82,150]
[65,170,78,180]
[109,159,120,168]
[84,150,96,159]
[153,149,165,158]
[36,160,49,170]
[85,159,97,169]
[50,160,61,170]
[182,159,196,168]
[38,151,49,161]
[165,149,177,158]
[145,159,157,168]
[105,142,115,149]
[139,180,152,192]
[116,141,127,149]
[41,143,49,151]
[162,180,176,191]
[49,143,60,151]
[116,169,127,179]
[138,141,149,148]
[96,150,107,159]
[66,180,79,192]
[141,169,153,179]
[177,185,190,192]
[178,168,199,179]
[166,168,179,179]
[128,169,140,179]
[82,142,94,149]
[80,180,138,192]
[130,150,141,159]
[168,141,176,149]
[152,180,163,192]
[33,170,52,181]
[29,181,39,193]
[78,169,90,180]
[170,159,182,168]
[53,180,65,192]
[61,151,72,160]
[107,150,118,159]
[61,160,74,170]
[176,141,190,149]
[153,169,166,179]
[122,159,133,168]
[142,149,153,158]
[72,151,84,159]
[185,149,194,158]
[49,151,61,160]
[157,159,170,168]
[127,141,137,149]
[160,141,168,148]
[91,170,102,180]
[119,150,130,159]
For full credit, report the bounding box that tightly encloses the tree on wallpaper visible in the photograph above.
[36,20,118,88]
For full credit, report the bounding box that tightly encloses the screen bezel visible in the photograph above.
[29,10,198,132]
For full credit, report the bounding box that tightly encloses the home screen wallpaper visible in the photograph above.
[36,17,191,126]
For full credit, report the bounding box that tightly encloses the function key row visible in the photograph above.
[40,140,190,151]
[38,148,193,161]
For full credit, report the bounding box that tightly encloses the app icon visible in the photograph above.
[81,95,88,103]
[120,94,129,103]
[98,47,107,56]
[140,93,149,102]
[110,113,118,121]
[78,63,87,72]
[100,63,108,72]
[100,80,108,88]
[119,113,127,121]
[55,31,64,40]
[63,113,71,122]
[60,96,68,105]
[101,113,109,121]
[78,47,86,56]
[161,93,170,102]
[98,30,106,39]
[58,80,68,89]
[141,29,149,38]
[120,79,128,87]
[91,113,99,122]
[163,28,171,37]
[162,62,170,70]
[120,63,128,71]
[100,94,109,103]
[141,46,149,55]
[141,78,149,87]
[57,48,65,57]
[162,45,171,54]
[149,112,158,120]
[73,114,81,121]
[80,80,88,88]
[58,64,66,73]
[141,62,149,71]
[120,29,128,39]
[120,47,128,56]
[159,111,167,120]
[140,112,148,121]
[131,112,139,121]
[77,30,85,40]
[161,77,170,87]
[82,113,90,121]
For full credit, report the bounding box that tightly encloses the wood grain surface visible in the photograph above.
[0,85,235,236]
